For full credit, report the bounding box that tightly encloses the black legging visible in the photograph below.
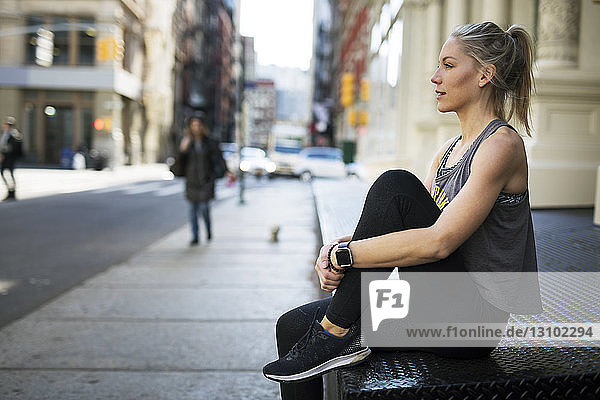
[275,170,508,399]
[325,169,466,327]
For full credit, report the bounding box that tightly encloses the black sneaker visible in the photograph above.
[263,318,371,382]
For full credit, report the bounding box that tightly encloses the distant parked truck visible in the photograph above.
[269,142,302,176]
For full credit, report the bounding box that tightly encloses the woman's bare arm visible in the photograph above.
[331,128,525,269]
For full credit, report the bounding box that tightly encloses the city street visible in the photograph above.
[0,0,598,397]
[0,173,319,400]
[0,167,267,328]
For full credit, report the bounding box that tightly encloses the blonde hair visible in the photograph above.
[450,22,535,136]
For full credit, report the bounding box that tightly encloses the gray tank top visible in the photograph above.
[431,119,542,314]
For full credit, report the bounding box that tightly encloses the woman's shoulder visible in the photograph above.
[485,125,525,153]
[475,125,527,174]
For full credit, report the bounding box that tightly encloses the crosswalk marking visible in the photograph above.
[92,184,138,194]
[123,182,168,195]
[11,173,249,200]
[155,184,184,197]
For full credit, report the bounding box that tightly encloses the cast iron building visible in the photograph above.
[310,0,339,147]
[172,0,236,146]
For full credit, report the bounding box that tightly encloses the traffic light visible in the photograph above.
[94,118,104,131]
[360,78,370,102]
[97,38,125,61]
[359,110,369,126]
[94,117,112,132]
[35,27,54,67]
[340,72,355,107]
[97,38,110,61]
[348,109,357,126]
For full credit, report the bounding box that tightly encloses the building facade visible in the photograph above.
[322,0,371,161]
[244,79,276,149]
[171,0,237,150]
[310,0,339,146]
[346,0,600,208]
[143,0,177,164]
[0,0,176,167]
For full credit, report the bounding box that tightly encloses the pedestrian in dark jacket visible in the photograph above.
[1,116,23,201]
[179,113,233,245]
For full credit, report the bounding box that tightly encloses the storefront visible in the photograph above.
[22,90,95,165]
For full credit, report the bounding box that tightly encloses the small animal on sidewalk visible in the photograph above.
[270,225,281,242]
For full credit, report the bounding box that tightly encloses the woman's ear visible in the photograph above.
[479,64,496,87]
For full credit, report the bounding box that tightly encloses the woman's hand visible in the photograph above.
[179,135,192,152]
[315,243,344,292]
[225,171,236,180]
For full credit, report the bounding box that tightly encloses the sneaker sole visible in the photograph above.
[264,347,371,383]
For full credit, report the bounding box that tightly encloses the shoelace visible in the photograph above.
[289,307,320,358]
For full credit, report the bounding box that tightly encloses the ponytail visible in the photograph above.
[506,25,535,136]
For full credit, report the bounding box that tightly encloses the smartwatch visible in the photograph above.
[333,241,353,273]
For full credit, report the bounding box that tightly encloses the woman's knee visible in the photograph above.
[366,169,424,200]
[374,169,420,189]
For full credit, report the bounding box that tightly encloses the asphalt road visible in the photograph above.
[0,178,251,328]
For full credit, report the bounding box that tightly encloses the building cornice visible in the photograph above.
[534,69,600,101]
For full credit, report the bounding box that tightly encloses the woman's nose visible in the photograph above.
[430,70,440,84]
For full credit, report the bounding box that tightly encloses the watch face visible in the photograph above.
[336,248,352,267]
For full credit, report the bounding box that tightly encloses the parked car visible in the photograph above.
[269,143,302,176]
[239,147,276,177]
[220,142,239,173]
[293,147,346,181]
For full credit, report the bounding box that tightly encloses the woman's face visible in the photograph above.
[190,119,204,137]
[430,38,483,114]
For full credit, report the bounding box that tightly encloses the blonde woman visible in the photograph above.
[264,22,541,399]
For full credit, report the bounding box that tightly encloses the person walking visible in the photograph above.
[1,116,23,201]
[263,21,542,399]
[179,112,233,245]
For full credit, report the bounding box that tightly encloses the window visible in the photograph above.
[51,17,70,65]
[25,16,96,66]
[78,19,96,65]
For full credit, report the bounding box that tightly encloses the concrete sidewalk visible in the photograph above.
[0,179,322,400]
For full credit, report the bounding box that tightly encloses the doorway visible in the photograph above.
[43,105,74,164]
